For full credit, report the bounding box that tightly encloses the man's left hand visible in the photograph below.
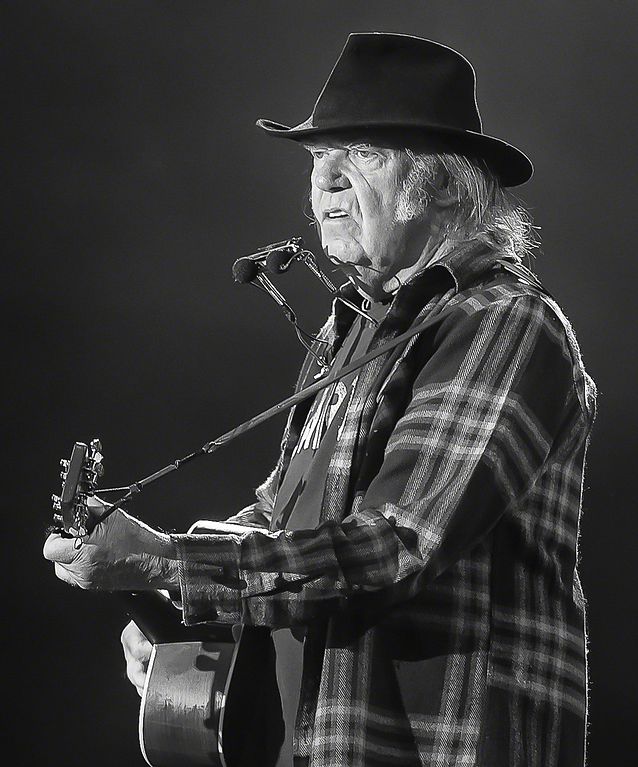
[43,498,179,592]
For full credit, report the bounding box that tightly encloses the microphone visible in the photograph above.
[231,236,331,371]
[231,257,295,323]
[265,248,299,275]
[232,257,260,284]
[232,237,304,282]
[231,235,377,369]
[232,238,301,323]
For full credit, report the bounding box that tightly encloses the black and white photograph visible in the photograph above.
[5,2,636,765]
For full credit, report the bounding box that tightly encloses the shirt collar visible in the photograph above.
[409,238,502,294]
[332,239,503,339]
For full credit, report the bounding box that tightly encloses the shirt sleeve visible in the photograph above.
[171,294,581,627]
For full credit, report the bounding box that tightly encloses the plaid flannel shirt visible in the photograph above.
[173,241,596,767]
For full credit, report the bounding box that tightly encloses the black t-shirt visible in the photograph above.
[271,300,389,766]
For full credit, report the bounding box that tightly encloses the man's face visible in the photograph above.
[307,139,427,298]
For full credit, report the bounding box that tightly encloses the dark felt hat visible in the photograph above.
[256,32,533,187]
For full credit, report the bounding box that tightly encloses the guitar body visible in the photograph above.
[125,520,285,767]
[141,637,236,767]
[139,625,283,767]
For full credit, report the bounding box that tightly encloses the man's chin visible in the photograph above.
[323,248,392,300]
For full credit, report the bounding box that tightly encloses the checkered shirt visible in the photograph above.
[173,241,596,767]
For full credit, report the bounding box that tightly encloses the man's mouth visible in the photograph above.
[323,208,350,221]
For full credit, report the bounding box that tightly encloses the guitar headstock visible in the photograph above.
[52,439,104,537]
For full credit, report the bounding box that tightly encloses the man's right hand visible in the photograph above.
[121,621,152,696]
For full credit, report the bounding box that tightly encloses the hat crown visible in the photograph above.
[255,32,533,187]
[312,33,482,134]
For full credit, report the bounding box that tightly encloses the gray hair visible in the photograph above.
[396,149,539,262]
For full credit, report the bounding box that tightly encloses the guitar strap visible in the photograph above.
[96,305,454,525]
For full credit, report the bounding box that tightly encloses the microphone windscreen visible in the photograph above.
[232,258,259,284]
[265,250,294,275]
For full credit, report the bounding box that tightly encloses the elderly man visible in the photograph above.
[44,33,596,767]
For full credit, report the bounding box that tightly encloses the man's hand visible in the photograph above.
[43,498,179,591]
[121,620,152,697]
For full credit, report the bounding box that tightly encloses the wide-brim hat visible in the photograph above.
[256,32,533,187]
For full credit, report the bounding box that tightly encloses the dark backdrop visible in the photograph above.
[4,2,636,765]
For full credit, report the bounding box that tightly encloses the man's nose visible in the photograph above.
[312,154,351,193]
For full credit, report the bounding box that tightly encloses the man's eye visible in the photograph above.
[310,149,329,160]
[349,148,381,166]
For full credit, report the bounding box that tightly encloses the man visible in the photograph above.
[44,33,596,766]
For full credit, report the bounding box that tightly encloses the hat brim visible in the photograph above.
[256,117,533,187]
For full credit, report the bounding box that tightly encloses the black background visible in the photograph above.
[4,2,637,765]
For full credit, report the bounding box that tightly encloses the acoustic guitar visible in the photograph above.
[51,440,284,767]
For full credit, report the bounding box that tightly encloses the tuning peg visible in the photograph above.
[60,459,70,471]
[60,470,68,481]
[90,438,102,453]
[52,513,64,527]
[51,494,61,511]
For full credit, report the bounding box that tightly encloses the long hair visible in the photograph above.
[398,149,539,263]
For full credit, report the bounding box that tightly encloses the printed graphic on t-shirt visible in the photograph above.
[294,380,349,455]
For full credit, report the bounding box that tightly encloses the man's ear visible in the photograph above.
[431,169,459,209]
[434,192,459,209]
